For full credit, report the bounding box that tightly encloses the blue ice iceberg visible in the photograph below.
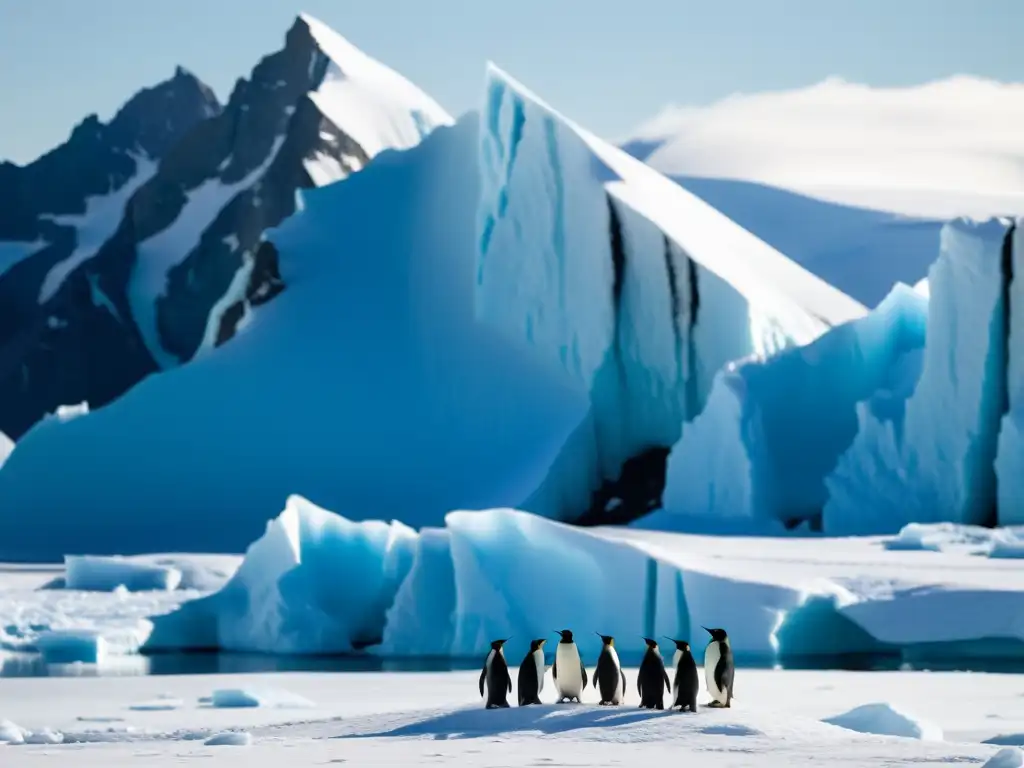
[653,281,926,529]
[825,219,1017,533]
[152,499,1024,662]
[476,65,865,525]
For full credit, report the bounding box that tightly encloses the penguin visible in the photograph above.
[517,638,547,706]
[552,629,588,703]
[593,633,627,706]
[664,636,699,712]
[479,638,512,709]
[702,626,734,708]
[636,637,671,710]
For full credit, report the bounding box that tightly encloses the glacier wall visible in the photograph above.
[658,283,927,529]
[824,219,1017,534]
[996,224,1024,525]
[476,65,866,525]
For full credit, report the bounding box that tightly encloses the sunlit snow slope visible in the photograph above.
[0,117,586,559]
[626,77,1024,220]
[476,64,865,525]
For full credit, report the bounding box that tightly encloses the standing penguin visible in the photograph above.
[517,638,547,706]
[593,634,627,706]
[479,638,512,709]
[702,626,734,708]
[665,637,699,712]
[552,629,588,703]
[636,637,671,709]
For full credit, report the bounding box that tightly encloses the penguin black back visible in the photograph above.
[665,637,699,712]
[479,638,512,709]
[637,637,670,710]
[593,633,626,706]
[517,638,547,706]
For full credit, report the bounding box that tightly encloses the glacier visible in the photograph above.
[824,219,1019,534]
[475,65,865,525]
[652,281,927,530]
[149,497,1024,662]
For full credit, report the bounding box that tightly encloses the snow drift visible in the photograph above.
[149,497,1024,662]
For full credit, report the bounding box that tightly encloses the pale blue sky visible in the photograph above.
[2,0,1021,164]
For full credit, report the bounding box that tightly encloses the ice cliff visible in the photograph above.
[475,65,865,525]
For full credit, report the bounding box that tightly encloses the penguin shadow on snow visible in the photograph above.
[343,704,676,740]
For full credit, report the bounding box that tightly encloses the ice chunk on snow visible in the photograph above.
[476,64,865,523]
[986,748,1024,768]
[154,495,418,654]
[23,728,64,745]
[0,720,25,744]
[204,731,252,746]
[210,688,314,709]
[65,556,182,592]
[36,630,108,664]
[129,696,184,711]
[823,702,943,741]
[825,219,1016,534]
[660,282,926,528]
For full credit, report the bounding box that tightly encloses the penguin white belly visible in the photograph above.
[672,649,682,696]
[532,649,545,695]
[484,649,497,696]
[555,644,584,697]
[703,642,726,702]
[609,647,623,700]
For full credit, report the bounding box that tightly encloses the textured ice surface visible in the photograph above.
[476,64,864,523]
[825,219,1016,534]
[659,282,926,528]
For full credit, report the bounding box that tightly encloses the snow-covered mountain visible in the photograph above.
[0,13,450,441]
[621,77,1024,307]
[0,65,866,559]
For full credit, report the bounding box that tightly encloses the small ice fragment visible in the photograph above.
[204,731,252,746]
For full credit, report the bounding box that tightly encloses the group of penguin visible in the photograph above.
[479,627,734,711]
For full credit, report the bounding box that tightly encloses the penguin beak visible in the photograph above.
[702,626,713,635]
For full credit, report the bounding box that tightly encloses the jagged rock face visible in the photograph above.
[0,70,220,439]
[0,15,447,441]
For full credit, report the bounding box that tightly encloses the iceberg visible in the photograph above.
[655,282,926,529]
[825,219,1018,534]
[476,65,866,525]
[153,499,1024,663]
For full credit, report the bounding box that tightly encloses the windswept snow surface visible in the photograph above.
[627,76,1024,220]
[301,12,453,158]
[1,669,1023,766]
[476,64,865,523]
[0,116,586,559]
[824,219,1018,533]
[152,501,1024,663]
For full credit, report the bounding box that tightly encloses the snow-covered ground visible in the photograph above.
[1,668,1023,765]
